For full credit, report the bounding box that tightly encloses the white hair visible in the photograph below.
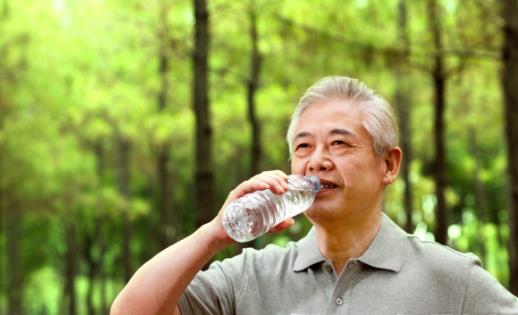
[286,76,399,157]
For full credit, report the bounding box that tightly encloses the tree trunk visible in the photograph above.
[157,148,174,247]
[469,128,487,261]
[64,222,78,315]
[98,223,109,315]
[6,203,23,315]
[0,182,4,315]
[502,0,518,296]
[193,0,214,228]
[99,226,108,315]
[157,1,175,248]
[83,224,99,315]
[117,138,132,282]
[1,11,21,314]
[0,108,6,315]
[240,1,263,250]
[247,2,262,177]
[395,0,414,233]
[427,0,448,245]
[93,141,108,314]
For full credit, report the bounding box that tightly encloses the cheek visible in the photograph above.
[290,159,306,174]
[336,160,367,183]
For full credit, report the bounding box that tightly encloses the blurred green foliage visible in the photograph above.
[0,0,511,314]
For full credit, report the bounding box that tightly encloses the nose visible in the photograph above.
[307,148,334,173]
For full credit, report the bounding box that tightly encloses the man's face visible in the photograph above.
[290,99,388,224]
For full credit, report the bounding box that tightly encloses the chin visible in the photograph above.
[305,206,334,223]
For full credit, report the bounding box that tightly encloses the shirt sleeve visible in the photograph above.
[178,253,248,315]
[462,263,518,315]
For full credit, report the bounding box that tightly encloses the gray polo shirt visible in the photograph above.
[179,213,518,314]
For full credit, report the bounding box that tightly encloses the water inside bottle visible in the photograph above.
[222,175,320,242]
[223,191,316,242]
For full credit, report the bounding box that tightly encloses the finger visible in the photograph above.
[255,171,289,194]
[221,170,289,210]
[267,170,289,185]
[238,180,271,196]
[225,180,269,205]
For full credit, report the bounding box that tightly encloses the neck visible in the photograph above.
[315,210,382,274]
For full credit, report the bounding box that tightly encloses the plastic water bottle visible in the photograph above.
[222,175,320,242]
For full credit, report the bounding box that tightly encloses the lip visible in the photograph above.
[316,178,339,193]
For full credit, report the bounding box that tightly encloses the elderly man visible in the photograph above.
[111,76,518,315]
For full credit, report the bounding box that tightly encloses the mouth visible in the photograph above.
[318,179,338,190]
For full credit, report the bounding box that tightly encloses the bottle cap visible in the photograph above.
[308,176,320,192]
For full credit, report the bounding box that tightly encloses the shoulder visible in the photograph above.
[462,263,518,313]
[403,234,481,283]
[381,213,479,277]
[382,214,480,277]
[240,241,298,271]
[406,235,480,265]
[211,240,297,274]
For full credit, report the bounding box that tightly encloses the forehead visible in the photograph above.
[294,99,365,136]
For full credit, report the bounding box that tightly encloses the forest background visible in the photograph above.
[2,0,518,314]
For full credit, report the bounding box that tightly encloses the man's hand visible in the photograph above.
[207,170,295,243]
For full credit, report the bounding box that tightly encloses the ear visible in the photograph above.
[382,146,402,185]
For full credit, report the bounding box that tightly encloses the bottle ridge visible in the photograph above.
[222,175,320,242]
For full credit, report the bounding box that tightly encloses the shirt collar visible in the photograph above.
[357,212,405,272]
[293,228,325,272]
[293,212,406,272]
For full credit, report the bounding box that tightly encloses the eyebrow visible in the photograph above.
[330,128,355,137]
[293,131,312,142]
[293,128,356,142]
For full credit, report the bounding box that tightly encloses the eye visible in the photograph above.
[295,143,310,150]
[330,139,353,151]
